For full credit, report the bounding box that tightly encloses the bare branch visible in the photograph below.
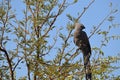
[69,48,80,61]
[89,12,111,39]
[28,4,35,19]
[61,30,72,55]
[59,29,72,65]
[40,28,60,57]
[76,0,95,22]
[13,58,23,72]
[42,0,67,38]
[0,46,14,80]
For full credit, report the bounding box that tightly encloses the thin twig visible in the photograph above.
[76,0,95,22]
[13,58,23,72]
[0,47,14,80]
[59,30,72,65]
[42,0,67,38]
[40,28,60,57]
[89,12,111,39]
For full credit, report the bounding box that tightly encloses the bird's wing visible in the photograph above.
[81,31,91,54]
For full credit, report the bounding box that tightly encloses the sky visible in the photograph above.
[1,0,120,79]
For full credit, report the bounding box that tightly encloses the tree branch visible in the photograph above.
[13,58,23,72]
[76,0,95,22]
[59,29,72,65]
[89,12,111,38]
[42,0,67,38]
[0,46,14,80]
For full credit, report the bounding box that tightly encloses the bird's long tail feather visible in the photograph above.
[83,53,92,80]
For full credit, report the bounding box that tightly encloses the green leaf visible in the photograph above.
[9,15,15,19]
[3,41,7,45]
[59,33,66,41]
[112,9,118,13]
[109,2,112,7]
[67,22,73,31]
[74,0,78,3]
[19,21,25,26]
[0,56,4,60]
[99,50,104,55]
[108,16,114,21]
[66,14,73,21]
[51,26,56,30]
[0,7,6,17]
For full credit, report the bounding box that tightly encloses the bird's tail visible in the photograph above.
[83,52,92,80]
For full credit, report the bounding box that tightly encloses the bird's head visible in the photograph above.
[75,23,85,30]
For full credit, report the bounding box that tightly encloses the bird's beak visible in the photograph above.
[82,26,85,29]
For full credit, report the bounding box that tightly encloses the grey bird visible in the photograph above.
[74,23,92,80]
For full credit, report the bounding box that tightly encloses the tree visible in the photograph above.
[0,0,120,80]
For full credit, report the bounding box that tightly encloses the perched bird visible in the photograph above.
[74,23,92,80]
